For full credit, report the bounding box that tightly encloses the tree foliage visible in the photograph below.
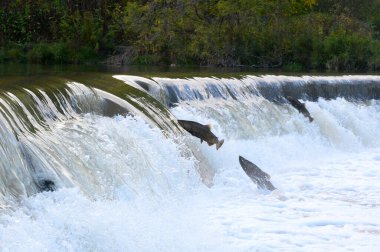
[0,0,379,71]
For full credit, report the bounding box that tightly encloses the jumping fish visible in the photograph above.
[178,120,224,150]
[239,156,276,191]
[286,96,314,122]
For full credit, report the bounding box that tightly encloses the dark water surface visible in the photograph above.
[2,63,369,78]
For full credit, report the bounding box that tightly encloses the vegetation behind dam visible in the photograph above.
[0,0,379,71]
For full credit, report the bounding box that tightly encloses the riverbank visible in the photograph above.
[1,1,380,72]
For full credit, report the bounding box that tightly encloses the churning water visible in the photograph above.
[0,74,380,251]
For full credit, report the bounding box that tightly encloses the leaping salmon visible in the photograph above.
[286,96,314,122]
[178,120,224,150]
[239,156,276,191]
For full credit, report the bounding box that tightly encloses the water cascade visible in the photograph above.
[1,74,380,251]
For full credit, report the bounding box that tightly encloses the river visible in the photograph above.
[0,70,379,251]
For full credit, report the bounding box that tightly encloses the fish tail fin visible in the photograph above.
[216,139,224,150]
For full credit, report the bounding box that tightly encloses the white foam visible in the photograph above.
[1,95,380,251]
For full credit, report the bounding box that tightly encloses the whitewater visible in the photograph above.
[0,75,380,251]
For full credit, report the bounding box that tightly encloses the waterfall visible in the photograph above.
[1,74,379,251]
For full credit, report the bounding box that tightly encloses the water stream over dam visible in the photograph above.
[0,73,379,251]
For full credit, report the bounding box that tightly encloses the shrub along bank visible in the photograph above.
[1,0,379,71]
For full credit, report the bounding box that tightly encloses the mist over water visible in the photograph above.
[1,75,380,251]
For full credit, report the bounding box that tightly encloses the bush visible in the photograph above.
[131,55,161,65]
[28,43,55,63]
[284,62,303,72]
[0,49,4,63]
[323,31,373,71]
[369,40,380,70]
[50,42,71,64]
[1,44,27,63]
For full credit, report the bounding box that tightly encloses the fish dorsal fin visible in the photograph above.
[206,124,212,130]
